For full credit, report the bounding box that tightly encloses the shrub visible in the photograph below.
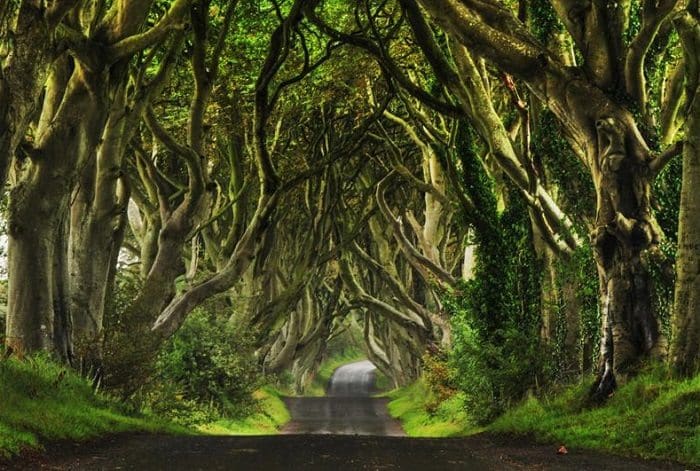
[143,305,262,425]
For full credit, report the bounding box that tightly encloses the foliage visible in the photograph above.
[490,367,700,466]
[102,271,151,392]
[105,272,264,426]
[386,379,476,437]
[650,157,682,337]
[528,0,565,43]
[654,157,682,243]
[421,350,459,410]
[198,387,291,435]
[142,306,262,426]
[448,147,549,422]
[0,353,186,460]
[536,109,596,226]
[550,246,600,377]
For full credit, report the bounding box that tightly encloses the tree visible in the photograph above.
[5,0,189,360]
[670,2,700,376]
[409,0,685,398]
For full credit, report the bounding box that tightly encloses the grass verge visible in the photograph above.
[489,369,700,466]
[386,379,477,437]
[197,387,290,435]
[0,355,186,460]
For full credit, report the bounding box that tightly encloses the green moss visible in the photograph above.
[198,387,290,435]
[490,370,700,466]
[386,380,479,437]
[0,355,187,459]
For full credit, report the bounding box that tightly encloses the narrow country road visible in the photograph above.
[281,360,404,435]
[1,360,686,470]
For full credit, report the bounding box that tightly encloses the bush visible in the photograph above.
[422,350,458,411]
[144,306,262,425]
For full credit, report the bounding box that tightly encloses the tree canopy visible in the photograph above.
[1,0,698,411]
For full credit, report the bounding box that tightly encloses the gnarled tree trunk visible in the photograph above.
[589,116,666,398]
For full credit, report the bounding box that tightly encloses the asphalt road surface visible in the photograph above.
[281,360,404,435]
[1,360,686,470]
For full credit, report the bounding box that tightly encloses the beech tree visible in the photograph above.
[670,3,700,376]
[5,0,190,361]
[399,0,690,396]
[2,0,699,404]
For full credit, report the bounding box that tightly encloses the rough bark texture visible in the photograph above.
[589,116,666,397]
[670,6,700,377]
[6,60,107,356]
[0,1,77,194]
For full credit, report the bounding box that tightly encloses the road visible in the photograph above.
[281,360,404,435]
[1,360,685,470]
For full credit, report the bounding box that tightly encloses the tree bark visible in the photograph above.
[6,61,107,357]
[670,6,700,377]
[0,1,77,194]
[411,0,668,397]
[69,92,131,375]
[589,116,666,398]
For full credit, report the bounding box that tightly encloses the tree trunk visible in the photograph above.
[69,89,131,378]
[5,63,107,357]
[670,7,700,376]
[6,186,67,356]
[0,1,72,195]
[590,117,666,399]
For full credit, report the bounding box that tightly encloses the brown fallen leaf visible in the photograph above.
[557,445,569,455]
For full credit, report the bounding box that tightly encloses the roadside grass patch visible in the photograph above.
[198,387,290,435]
[490,370,700,466]
[0,355,185,460]
[386,379,477,437]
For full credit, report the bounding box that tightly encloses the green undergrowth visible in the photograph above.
[198,386,290,435]
[386,379,478,437]
[374,368,392,392]
[490,369,700,466]
[0,355,187,460]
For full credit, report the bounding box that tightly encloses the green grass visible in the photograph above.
[198,387,290,435]
[0,355,294,459]
[490,369,700,466]
[386,379,478,437]
[0,355,187,459]
[303,348,366,396]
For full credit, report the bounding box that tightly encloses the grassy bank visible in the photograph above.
[386,380,476,437]
[198,387,290,435]
[0,355,186,459]
[0,356,293,460]
[489,370,700,466]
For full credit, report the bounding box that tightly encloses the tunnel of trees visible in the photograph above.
[1,0,699,425]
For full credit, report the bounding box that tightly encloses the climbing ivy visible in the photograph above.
[445,124,548,424]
